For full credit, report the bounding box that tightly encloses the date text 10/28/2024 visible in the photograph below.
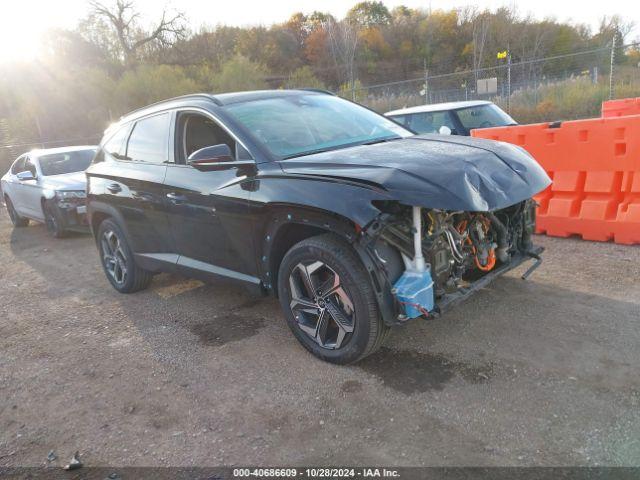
[233,468,401,478]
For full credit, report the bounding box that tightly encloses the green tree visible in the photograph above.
[338,79,365,102]
[114,64,201,112]
[286,66,326,89]
[346,1,391,28]
[211,55,269,93]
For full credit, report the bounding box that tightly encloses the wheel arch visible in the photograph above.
[87,201,132,246]
[261,206,400,326]
[261,207,361,296]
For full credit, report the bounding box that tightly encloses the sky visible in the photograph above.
[0,0,638,63]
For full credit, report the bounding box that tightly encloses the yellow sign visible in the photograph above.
[497,51,508,59]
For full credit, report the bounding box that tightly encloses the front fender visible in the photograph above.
[250,175,389,228]
[253,202,401,327]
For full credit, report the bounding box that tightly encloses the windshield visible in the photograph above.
[225,94,412,158]
[38,149,97,176]
[455,104,516,131]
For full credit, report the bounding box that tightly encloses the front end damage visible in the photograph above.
[358,199,542,324]
[47,191,89,229]
[273,133,551,324]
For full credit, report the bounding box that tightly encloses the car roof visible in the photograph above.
[213,89,333,105]
[385,100,493,116]
[29,145,98,158]
[119,89,334,122]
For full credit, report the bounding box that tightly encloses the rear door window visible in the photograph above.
[126,113,171,163]
[389,115,408,127]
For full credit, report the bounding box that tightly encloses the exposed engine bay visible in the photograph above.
[371,199,540,319]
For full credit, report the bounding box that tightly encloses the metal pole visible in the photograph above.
[424,59,429,105]
[609,34,616,100]
[507,52,511,114]
[34,115,44,149]
[351,74,356,101]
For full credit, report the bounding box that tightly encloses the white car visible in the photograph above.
[385,100,517,136]
[1,146,97,237]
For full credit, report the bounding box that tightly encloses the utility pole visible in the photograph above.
[34,115,44,149]
[424,59,429,104]
[507,51,511,114]
[497,49,511,113]
[609,34,616,100]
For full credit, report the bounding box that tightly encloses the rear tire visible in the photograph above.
[43,201,67,238]
[5,196,29,227]
[97,218,152,293]
[277,233,389,364]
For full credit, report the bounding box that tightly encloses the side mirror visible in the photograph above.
[187,144,233,171]
[17,171,35,181]
[438,126,452,136]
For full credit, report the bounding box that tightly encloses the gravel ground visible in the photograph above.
[0,210,639,468]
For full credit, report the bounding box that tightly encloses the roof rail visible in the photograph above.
[122,93,222,119]
[298,88,336,96]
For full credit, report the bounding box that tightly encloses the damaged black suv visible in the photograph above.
[86,90,550,364]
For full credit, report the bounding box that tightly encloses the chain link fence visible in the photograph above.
[354,42,640,121]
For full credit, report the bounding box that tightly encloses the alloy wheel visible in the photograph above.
[101,230,128,285]
[288,260,355,349]
[45,207,58,234]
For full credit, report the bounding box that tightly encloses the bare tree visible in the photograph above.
[88,0,186,65]
[472,14,489,84]
[324,18,359,96]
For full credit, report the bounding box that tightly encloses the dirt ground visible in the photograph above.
[1,210,639,468]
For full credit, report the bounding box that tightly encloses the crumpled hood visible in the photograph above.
[279,134,551,211]
[41,171,87,191]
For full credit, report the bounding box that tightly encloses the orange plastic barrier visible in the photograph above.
[472,115,640,245]
[602,97,640,118]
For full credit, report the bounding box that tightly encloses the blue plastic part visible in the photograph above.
[393,269,435,318]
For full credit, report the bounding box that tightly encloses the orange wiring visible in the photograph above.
[456,217,496,272]
[474,248,496,271]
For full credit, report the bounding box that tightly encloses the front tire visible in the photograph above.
[43,201,67,238]
[97,219,152,293]
[5,196,29,227]
[277,234,389,364]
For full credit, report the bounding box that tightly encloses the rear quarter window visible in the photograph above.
[103,124,132,160]
[126,113,171,163]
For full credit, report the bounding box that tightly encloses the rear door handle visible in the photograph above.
[107,183,122,193]
[166,192,187,204]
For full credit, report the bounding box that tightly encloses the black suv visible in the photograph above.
[87,90,550,364]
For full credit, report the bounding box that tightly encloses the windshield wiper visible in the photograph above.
[282,145,347,160]
[362,136,401,145]
[282,136,401,160]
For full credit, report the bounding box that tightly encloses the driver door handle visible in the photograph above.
[107,183,121,193]
[166,192,187,204]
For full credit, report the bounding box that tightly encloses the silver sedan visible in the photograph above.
[1,146,97,237]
